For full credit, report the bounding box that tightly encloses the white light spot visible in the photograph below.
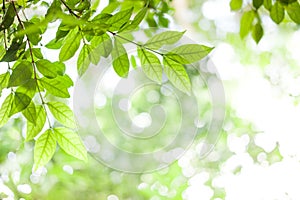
[63,165,73,175]
[17,184,32,194]
[107,194,119,200]
[132,112,152,128]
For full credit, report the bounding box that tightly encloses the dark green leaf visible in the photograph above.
[286,2,300,24]
[230,0,243,10]
[163,57,192,95]
[263,0,272,10]
[82,22,110,36]
[16,79,37,98]
[138,47,162,83]
[22,102,37,124]
[0,4,16,31]
[165,44,213,64]
[253,0,263,9]
[145,31,185,49]
[91,34,113,58]
[32,48,43,59]
[47,101,76,128]
[36,59,65,78]
[240,10,255,38]
[0,94,13,128]
[252,22,264,43]
[107,7,133,31]
[270,1,285,24]
[9,92,31,116]
[34,129,56,170]
[26,105,46,141]
[59,28,81,62]
[8,61,33,87]
[0,40,26,62]
[111,38,130,77]
[39,76,70,98]
[53,127,87,161]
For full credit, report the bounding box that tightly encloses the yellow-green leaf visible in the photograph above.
[53,127,87,161]
[47,101,76,128]
[26,105,46,141]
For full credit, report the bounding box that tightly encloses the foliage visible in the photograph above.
[0,0,212,171]
[230,0,300,43]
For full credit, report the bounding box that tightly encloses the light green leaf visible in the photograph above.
[270,1,285,24]
[36,59,65,78]
[39,76,70,98]
[59,28,81,62]
[111,38,129,77]
[34,129,56,170]
[8,61,33,87]
[165,44,213,64]
[253,0,263,9]
[26,105,46,141]
[286,1,300,24]
[53,127,87,161]
[131,55,137,69]
[16,79,37,98]
[77,44,98,76]
[9,92,31,117]
[47,101,76,128]
[91,33,113,58]
[22,102,37,125]
[145,31,185,49]
[121,7,147,31]
[252,22,264,43]
[45,38,64,49]
[263,0,272,10]
[163,57,192,95]
[0,94,13,128]
[107,7,133,31]
[138,47,162,83]
[240,10,255,38]
[230,0,243,10]
[0,72,10,90]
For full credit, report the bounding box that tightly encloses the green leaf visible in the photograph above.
[165,44,213,64]
[77,44,98,76]
[34,129,56,170]
[0,94,13,128]
[230,0,243,10]
[270,1,285,24]
[90,34,113,58]
[107,7,133,31]
[253,0,263,9]
[16,79,37,99]
[8,61,33,87]
[130,55,137,69]
[163,57,192,95]
[138,47,162,83]
[9,92,31,116]
[252,22,264,43]
[145,31,185,49]
[53,127,87,161]
[0,40,26,62]
[47,101,76,128]
[286,1,300,24]
[22,102,37,124]
[39,76,70,98]
[263,0,272,10]
[121,7,148,31]
[101,1,119,14]
[45,38,64,49]
[59,28,81,62]
[32,48,43,59]
[0,72,10,90]
[26,105,46,141]
[240,10,255,38]
[111,38,130,77]
[36,59,65,78]
[0,4,15,31]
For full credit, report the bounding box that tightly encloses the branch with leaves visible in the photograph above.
[0,0,212,170]
[230,0,300,43]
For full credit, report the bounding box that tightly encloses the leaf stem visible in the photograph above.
[11,2,52,128]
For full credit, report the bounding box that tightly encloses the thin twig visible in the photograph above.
[60,0,80,18]
[11,1,52,128]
